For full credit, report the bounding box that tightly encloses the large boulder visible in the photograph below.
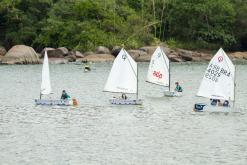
[65,55,77,62]
[177,49,193,61]
[82,54,114,62]
[243,52,247,60]
[169,53,184,62]
[229,52,247,59]
[136,54,152,62]
[95,46,110,54]
[57,47,69,56]
[127,49,147,60]
[84,51,94,56]
[139,46,157,55]
[68,50,84,58]
[74,51,84,58]
[0,46,7,56]
[40,48,55,58]
[1,45,40,64]
[41,47,69,58]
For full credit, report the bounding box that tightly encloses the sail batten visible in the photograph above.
[40,51,52,95]
[146,46,170,87]
[197,48,235,101]
[104,48,137,94]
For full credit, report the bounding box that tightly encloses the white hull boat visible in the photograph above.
[35,51,77,107]
[110,98,142,105]
[194,103,231,112]
[35,99,73,106]
[164,91,182,97]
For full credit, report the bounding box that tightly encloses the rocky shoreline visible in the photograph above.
[0,44,247,65]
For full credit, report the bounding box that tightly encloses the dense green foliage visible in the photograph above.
[0,0,246,51]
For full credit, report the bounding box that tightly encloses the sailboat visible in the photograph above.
[104,48,142,105]
[35,51,76,106]
[194,48,235,112]
[146,46,180,97]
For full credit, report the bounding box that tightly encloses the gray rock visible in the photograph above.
[0,46,7,56]
[82,54,114,62]
[95,46,110,54]
[127,49,147,60]
[75,51,84,58]
[177,49,193,61]
[58,47,69,56]
[65,55,77,62]
[41,48,55,57]
[139,46,157,55]
[84,51,94,56]
[68,50,84,58]
[136,54,151,62]
[1,45,40,64]
[41,47,68,58]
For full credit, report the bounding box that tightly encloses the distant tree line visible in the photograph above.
[0,0,246,52]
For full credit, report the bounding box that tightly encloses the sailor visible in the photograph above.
[121,93,127,100]
[84,60,91,71]
[223,100,229,107]
[174,82,183,92]
[61,90,71,100]
[210,99,218,106]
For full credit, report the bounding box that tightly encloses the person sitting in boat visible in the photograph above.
[61,90,71,100]
[223,100,229,107]
[84,60,91,71]
[210,99,218,106]
[174,82,183,92]
[121,93,127,100]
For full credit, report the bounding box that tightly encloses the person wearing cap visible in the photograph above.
[61,90,71,100]
[174,82,183,92]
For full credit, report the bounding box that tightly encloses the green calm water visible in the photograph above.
[0,63,247,164]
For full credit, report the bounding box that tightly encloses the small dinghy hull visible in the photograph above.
[164,91,182,97]
[35,99,73,106]
[110,98,142,105]
[194,103,230,112]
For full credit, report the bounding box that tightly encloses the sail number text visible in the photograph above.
[153,71,163,79]
[205,64,231,82]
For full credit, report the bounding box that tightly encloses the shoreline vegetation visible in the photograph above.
[0,0,246,64]
[0,44,247,65]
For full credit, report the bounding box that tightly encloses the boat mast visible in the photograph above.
[160,46,170,91]
[233,65,236,108]
[136,63,139,99]
[169,59,171,92]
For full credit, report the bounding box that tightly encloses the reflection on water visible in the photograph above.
[0,63,247,164]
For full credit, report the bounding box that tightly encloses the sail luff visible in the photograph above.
[40,51,52,95]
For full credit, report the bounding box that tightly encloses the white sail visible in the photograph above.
[147,46,170,86]
[104,48,137,94]
[40,51,52,95]
[197,48,235,101]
